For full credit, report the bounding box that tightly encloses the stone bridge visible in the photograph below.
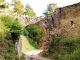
[10,2,80,58]
[1,2,80,57]
[0,10,54,56]
[1,11,54,54]
[9,13,54,55]
[10,13,53,49]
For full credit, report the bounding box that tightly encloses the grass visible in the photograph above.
[20,55,25,60]
[20,35,39,60]
[21,35,37,54]
[0,58,2,60]
[26,36,39,49]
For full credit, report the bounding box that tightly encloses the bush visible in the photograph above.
[20,55,25,60]
[26,24,43,44]
[23,28,28,36]
[0,19,10,39]
[11,20,22,38]
[0,20,8,40]
[23,28,39,48]
[0,15,22,60]
[70,49,80,60]
[44,36,80,60]
[59,37,80,43]
[0,15,22,39]
[4,39,17,60]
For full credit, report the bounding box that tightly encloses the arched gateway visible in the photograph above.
[23,16,54,54]
[11,14,54,54]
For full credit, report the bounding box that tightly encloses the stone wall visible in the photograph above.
[1,2,80,55]
[15,36,22,58]
[61,3,80,19]
[52,2,80,37]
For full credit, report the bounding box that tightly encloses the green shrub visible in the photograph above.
[0,15,22,39]
[44,36,80,60]
[0,20,8,40]
[27,36,39,49]
[25,24,43,44]
[20,55,25,60]
[23,28,28,36]
[0,15,22,60]
[70,49,80,60]
[59,37,80,43]
[23,28,40,49]
[0,15,14,28]
[4,39,17,60]
[10,20,22,38]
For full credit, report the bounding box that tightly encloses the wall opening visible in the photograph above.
[25,24,47,48]
[71,21,74,28]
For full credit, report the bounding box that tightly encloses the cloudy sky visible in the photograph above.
[6,0,80,16]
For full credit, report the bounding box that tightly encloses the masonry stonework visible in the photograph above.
[0,2,80,56]
[51,2,80,37]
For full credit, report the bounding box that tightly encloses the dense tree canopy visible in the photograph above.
[13,0,24,14]
[43,3,58,15]
[24,3,36,17]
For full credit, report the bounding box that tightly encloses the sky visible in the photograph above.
[5,0,80,16]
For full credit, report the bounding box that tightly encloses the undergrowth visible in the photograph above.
[44,36,80,60]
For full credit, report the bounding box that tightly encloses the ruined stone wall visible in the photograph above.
[61,3,80,19]
[54,2,80,37]
[15,36,22,58]
[36,18,53,53]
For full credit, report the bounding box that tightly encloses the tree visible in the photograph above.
[43,3,58,15]
[0,15,22,39]
[26,24,43,44]
[13,0,24,14]
[0,0,4,4]
[24,3,36,17]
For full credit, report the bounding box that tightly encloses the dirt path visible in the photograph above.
[25,49,51,60]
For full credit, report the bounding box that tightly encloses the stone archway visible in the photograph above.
[24,17,53,55]
[25,24,47,49]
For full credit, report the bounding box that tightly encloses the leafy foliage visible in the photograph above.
[0,15,22,60]
[4,39,17,60]
[44,36,80,60]
[24,3,36,17]
[23,24,43,48]
[43,3,58,15]
[26,36,39,49]
[23,28,28,36]
[26,24,43,43]
[0,20,8,40]
[59,37,80,43]
[10,20,22,38]
[70,49,80,60]
[21,35,38,54]
[0,15,22,39]
[14,0,24,14]
[20,55,25,60]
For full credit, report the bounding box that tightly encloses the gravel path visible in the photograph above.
[25,49,51,60]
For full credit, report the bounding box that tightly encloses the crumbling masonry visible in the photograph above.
[0,2,80,56]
